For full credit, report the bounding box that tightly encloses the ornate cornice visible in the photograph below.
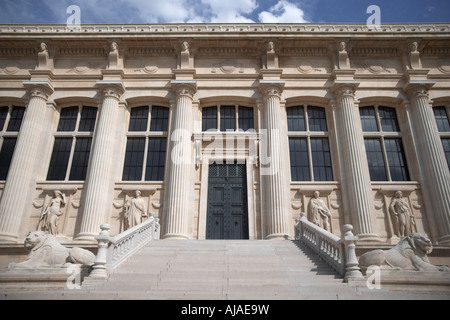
[1,23,449,36]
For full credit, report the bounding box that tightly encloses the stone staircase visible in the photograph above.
[2,240,449,300]
[80,239,359,300]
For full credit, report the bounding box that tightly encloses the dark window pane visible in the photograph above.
[287,106,306,131]
[434,107,450,132]
[150,106,169,132]
[69,138,92,180]
[122,138,145,181]
[289,137,310,181]
[384,138,410,181]
[364,138,387,181]
[202,106,217,131]
[238,107,254,131]
[0,107,8,131]
[310,138,333,181]
[442,138,450,171]
[145,137,167,181]
[308,106,328,132]
[78,107,97,132]
[47,138,73,181]
[57,107,78,132]
[6,106,25,132]
[360,107,378,132]
[379,107,400,132]
[129,106,148,132]
[0,138,17,180]
[220,106,236,132]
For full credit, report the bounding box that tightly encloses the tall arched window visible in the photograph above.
[359,106,410,181]
[0,105,25,180]
[433,105,450,170]
[47,105,97,181]
[122,105,169,181]
[287,105,333,182]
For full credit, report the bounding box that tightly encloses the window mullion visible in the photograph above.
[235,105,239,131]
[217,105,221,132]
[66,136,77,181]
[380,136,392,181]
[142,136,150,181]
[307,136,314,181]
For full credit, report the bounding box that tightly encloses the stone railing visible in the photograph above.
[88,216,160,279]
[295,212,363,282]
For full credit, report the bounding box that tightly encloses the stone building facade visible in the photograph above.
[0,23,449,248]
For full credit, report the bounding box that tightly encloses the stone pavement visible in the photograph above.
[1,240,449,300]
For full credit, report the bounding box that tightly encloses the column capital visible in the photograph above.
[96,80,125,100]
[331,81,359,99]
[403,80,435,99]
[259,80,285,99]
[171,80,197,99]
[23,80,54,101]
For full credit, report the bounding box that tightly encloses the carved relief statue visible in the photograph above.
[39,42,48,54]
[8,231,95,269]
[124,190,147,230]
[267,41,275,53]
[308,191,332,232]
[359,233,450,272]
[38,190,66,235]
[182,41,190,53]
[389,191,416,237]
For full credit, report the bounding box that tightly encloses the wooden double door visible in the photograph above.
[206,162,249,240]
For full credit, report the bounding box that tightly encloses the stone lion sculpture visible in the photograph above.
[8,231,95,269]
[359,233,450,272]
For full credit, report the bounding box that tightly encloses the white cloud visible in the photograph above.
[0,0,310,24]
[258,0,309,23]
[201,0,258,23]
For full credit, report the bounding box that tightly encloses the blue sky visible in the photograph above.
[0,0,449,24]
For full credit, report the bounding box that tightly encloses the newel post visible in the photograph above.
[340,224,364,282]
[89,224,113,279]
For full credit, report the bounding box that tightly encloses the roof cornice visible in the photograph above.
[0,23,449,38]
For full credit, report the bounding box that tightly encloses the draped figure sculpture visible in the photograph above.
[38,190,66,235]
[124,190,147,230]
[308,191,332,232]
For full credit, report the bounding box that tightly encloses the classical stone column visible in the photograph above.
[260,81,290,239]
[162,80,196,239]
[75,81,125,241]
[333,84,379,241]
[0,81,54,242]
[406,84,450,245]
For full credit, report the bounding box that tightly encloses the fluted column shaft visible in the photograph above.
[0,82,54,242]
[407,85,450,245]
[76,82,124,241]
[334,85,378,241]
[260,82,290,239]
[162,81,196,239]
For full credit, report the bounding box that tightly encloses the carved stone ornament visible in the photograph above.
[308,191,332,232]
[37,190,66,236]
[359,233,450,272]
[259,81,285,99]
[96,80,126,100]
[23,81,55,101]
[171,81,197,99]
[8,231,95,269]
[389,191,417,238]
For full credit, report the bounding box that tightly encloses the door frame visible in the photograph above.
[198,156,256,240]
